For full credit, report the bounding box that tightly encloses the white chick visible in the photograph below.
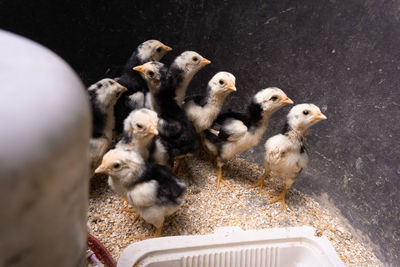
[203,87,293,191]
[260,103,327,209]
[168,51,211,106]
[88,78,127,177]
[183,71,237,133]
[116,108,159,160]
[95,149,186,237]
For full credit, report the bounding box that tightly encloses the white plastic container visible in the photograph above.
[118,226,344,267]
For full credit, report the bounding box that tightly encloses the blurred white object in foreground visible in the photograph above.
[0,30,90,266]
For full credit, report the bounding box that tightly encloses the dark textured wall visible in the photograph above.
[1,0,399,264]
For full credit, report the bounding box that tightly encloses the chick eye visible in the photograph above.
[303,110,309,115]
[156,47,161,53]
[113,163,121,169]
[270,96,278,101]
[148,71,154,77]
[219,80,225,85]
[192,56,198,62]
[137,124,143,129]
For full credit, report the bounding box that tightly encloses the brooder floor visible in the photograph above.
[88,152,382,266]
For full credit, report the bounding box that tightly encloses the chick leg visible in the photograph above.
[269,185,288,210]
[172,156,184,174]
[247,170,269,193]
[154,224,163,238]
[216,163,233,192]
[199,134,209,155]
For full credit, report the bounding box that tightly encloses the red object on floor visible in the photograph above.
[87,233,116,267]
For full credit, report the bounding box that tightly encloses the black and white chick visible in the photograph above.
[203,87,294,191]
[183,71,237,133]
[95,148,186,238]
[168,51,211,106]
[114,40,172,135]
[116,108,159,160]
[258,103,327,210]
[88,78,127,177]
[132,62,169,110]
[133,59,205,172]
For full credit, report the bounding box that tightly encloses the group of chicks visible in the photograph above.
[88,40,327,237]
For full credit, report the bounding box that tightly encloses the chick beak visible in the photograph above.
[282,97,294,105]
[94,165,108,174]
[120,86,128,93]
[148,125,159,135]
[227,83,237,92]
[312,113,327,121]
[201,58,211,66]
[164,45,172,52]
[133,65,144,74]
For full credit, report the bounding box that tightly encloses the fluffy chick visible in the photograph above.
[116,108,159,160]
[168,51,211,106]
[114,40,172,134]
[133,61,168,110]
[260,104,327,209]
[203,87,293,191]
[183,71,237,133]
[88,78,127,177]
[95,149,186,238]
[134,60,200,171]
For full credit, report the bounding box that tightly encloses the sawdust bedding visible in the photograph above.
[88,152,382,266]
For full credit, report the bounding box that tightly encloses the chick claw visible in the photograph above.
[247,178,265,192]
[269,186,288,210]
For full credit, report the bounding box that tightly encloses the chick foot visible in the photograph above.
[133,225,163,240]
[269,186,288,210]
[121,209,140,223]
[216,166,233,192]
[247,171,269,193]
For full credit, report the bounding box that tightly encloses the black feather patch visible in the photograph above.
[247,102,263,127]
[120,131,132,144]
[186,95,208,107]
[89,90,107,138]
[282,121,291,135]
[167,65,184,93]
[132,163,186,206]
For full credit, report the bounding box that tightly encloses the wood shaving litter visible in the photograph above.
[88,153,382,266]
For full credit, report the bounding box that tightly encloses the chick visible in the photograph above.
[259,104,327,209]
[116,108,159,160]
[133,60,200,172]
[203,88,293,191]
[168,51,211,106]
[95,149,186,238]
[183,71,237,133]
[88,78,127,177]
[114,40,172,135]
[132,61,168,110]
